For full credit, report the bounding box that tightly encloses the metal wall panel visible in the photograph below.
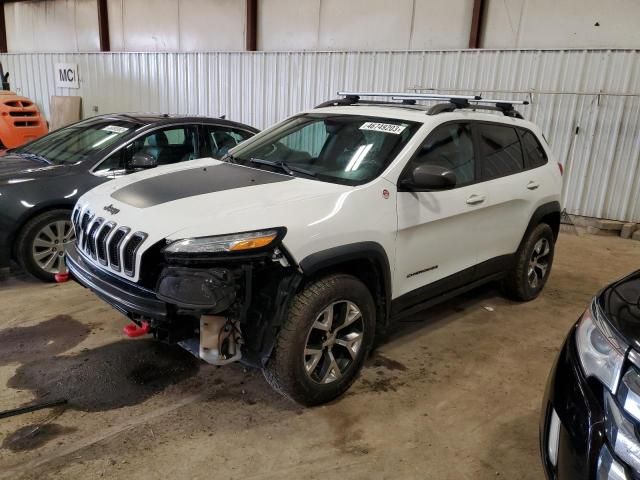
[1,49,639,221]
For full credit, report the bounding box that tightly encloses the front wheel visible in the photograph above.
[16,209,75,282]
[263,274,376,406]
[502,223,555,301]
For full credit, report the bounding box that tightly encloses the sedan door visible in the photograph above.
[394,122,485,308]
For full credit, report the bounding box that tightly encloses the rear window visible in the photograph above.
[477,124,524,181]
[520,129,548,169]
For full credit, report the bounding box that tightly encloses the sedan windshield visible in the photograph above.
[230,113,420,185]
[13,119,137,165]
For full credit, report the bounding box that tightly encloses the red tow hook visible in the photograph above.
[123,321,150,338]
[54,272,70,283]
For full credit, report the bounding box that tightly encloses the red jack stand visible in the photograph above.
[54,272,69,283]
[123,321,150,338]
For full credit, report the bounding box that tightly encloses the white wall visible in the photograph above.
[258,0,473,50]
[5,0,100,52]
[483,0,640,49]
[4,0,640,53]
[107,0,246,52]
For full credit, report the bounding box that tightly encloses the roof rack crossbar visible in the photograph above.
[391,96,529,106]
[337,91,481,101]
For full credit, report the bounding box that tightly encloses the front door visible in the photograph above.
[394,122,485,304]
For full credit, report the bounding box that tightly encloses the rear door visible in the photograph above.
[471,122,532,274]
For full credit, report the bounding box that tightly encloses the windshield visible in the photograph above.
[13,119,137,165]
[230,113,420,185]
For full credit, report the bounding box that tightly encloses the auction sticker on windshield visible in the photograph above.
[360,122,406,135]
[102,125,129,134]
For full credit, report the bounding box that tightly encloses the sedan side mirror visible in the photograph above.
[128,152,157,170]
[400,164,457,191]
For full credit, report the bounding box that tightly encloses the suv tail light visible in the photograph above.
[558,162,564,175]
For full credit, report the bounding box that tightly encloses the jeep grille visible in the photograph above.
[72,206,147,278]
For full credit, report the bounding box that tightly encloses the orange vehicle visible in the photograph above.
[0,63,47,149]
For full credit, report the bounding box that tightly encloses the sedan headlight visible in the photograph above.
[164,229,282,254]
[575,299,628,393]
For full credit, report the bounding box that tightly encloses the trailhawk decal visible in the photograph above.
[359,122,406,134]
[111,163,293,208]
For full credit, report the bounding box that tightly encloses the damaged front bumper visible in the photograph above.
[66,243,300,367]
[66,243,169,320]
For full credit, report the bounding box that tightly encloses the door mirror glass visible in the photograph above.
[128,152,157,170]
[401,164,457,191]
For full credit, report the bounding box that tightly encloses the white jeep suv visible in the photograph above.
[66,92,562,405]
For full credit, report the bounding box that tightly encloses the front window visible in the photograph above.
[13,119,137,165]
[94,126,198,174]
[230,114,420,185]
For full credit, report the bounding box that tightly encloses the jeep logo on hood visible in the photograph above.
[103,204,120,215]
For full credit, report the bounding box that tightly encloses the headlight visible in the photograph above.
[575,299,628,393]
[164,229,281,254]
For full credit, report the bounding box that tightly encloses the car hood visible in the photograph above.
[0,154,72,185]
[599,270,640,351]
[78,157,353,244]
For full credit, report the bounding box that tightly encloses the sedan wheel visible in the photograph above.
[32,220,75,274]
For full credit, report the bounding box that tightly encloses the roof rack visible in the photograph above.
[315,91,529,119]
[392,95,529,119]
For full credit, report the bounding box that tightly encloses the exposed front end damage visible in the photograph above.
[67,239,302,368]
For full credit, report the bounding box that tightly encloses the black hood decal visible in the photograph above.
[111,162,293,208]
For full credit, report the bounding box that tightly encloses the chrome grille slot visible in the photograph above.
[96,222,114,265]
[618,368,640,424]
[80,212,94,250]
[74,206,147,278]
[107,228,129,271]
[86,218,103,259]
[122,233,147,277]
[72,207,81,239]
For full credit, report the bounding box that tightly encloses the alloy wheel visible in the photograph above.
[32,220,75,274]
[528,237,550,289]
[303,300,365,384]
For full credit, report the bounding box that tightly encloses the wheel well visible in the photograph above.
[540,210,561,239]
[303,258,390,340]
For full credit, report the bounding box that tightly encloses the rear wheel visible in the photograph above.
[16,209,75,282]
[263,274,375,406]
[502,223,555,301]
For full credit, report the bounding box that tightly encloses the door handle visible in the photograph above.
[527,181,540,190]
[466,194,486,205]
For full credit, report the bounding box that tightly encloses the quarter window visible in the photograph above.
[408,122,475,186]
[477,124,524,180]
[520,130,548,169]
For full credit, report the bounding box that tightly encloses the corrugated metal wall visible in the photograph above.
[1,49,639,222]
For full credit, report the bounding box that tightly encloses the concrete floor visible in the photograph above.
[0,231,638,479]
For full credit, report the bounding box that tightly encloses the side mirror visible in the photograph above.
[400,164,457,191]
[128,152,157,170]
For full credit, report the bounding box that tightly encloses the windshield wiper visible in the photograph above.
[19,152,51,165]
[248,158,316,178]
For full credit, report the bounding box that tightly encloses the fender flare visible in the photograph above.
[299,241,393,323]
[519,201,562,251]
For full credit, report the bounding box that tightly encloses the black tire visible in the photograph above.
[263,274,376,406]
[502,223,555,301]
[15,209,74,282]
